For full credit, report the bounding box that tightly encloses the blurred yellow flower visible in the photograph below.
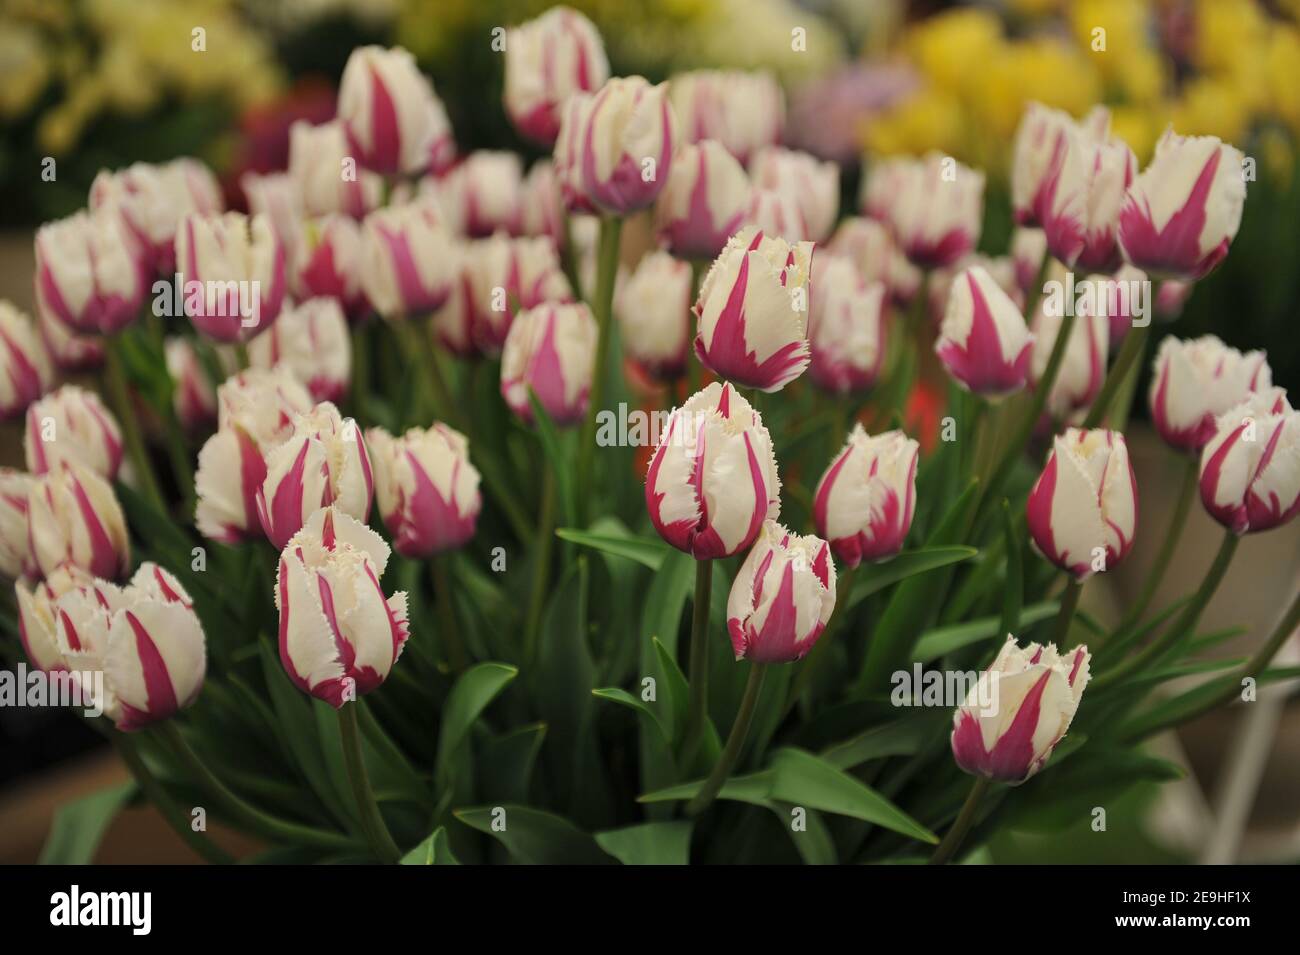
[862,85,965,160]
[1170,77,1250,144]
[974,37,1102,140]
[0,20,52,119]
[1192,0,1267,75]
[1264,27,1300,133]
[904,8,1005,97]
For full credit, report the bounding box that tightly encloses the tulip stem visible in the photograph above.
[105,336,166,513]
[1116,454,1198,636]
[1095,528,1239,689]
[233,341,250,370]
[1024,245,1052,324]
[431,555,466,672]
[686,662,767,817]
[523,467,556,668]
[1049,577,1084,648]
[416,319,461,428]
[560,212,584,302]
[682,558,714,764]
[575,215,622,527]
[1081,321,1151,429]
[337,704,403,863]
[350,322,370,426]
[929,775,992,865]
[156,721,357,853]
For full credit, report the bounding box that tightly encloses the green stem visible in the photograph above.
[1049,577,1084,648]
[783,564,857,719]
[416,319,460,428]
[560,211,584,303]
[431,555,466,672]
[156,721,355,852]
[1081,321,1151,429]
[523,466,556,667]
[928,775,992,865]
[350,322,370,426]
[337,705,402,863]
[575,215,623,527]
[105,337,165,512]
[233,341,250,370]
[686,662,767,817]
[1117,455,1198,634]
[682,558,714,761]
[144,310,195,514]
[1023,245,1052,326]
[1096,528,1239,689]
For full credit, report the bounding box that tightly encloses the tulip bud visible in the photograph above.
[177,212,287,342]
[1027,428,1137,579]
[749,147,839,243]
[616,250,692,380]
[935,266,1034,398]
[1199,389,1300,535]
[466,233,572,355]
[728,521,836,663]
[1011,102,1109,226]
[195,368,313,543]
[553,76,677,216]
[654,140,752,259]
[15,563,96,671]
[27,461,130,581]
[520,160,566,245]
[951,636,1090,784]
[0,301,53,419]
[1039,126,1137,271]
[165,338,217,432]
[288,120,383,219]
[257,402,373,550]
[361,202,461,319]
[25,385,123,481]
[1030,281,1109,421]
[808,256,888,395]
[276,506,409,707]
[504,6,610,145]
[248,298,352,403]
[890,154,985,269]
[813,425,918,567]
[1011,227,1048,300]
[296,215,370,319]
[743,187,809,243]
[1118,129,1247,281]
[1156,279,1192,318]
[645,382,780,559]
[367,424,482,557]
[670,69,784,166]
[442,151,524,238]
[241,171,304,277]
[338,45,449,175]
[500,302,597,426]
[859,155,908,223]
[37,305,103,371]
[432,264,477,358]
[827,217,895,293]
[89,158,223,274]
[0,468,36,580]
[693,227,814,393]
[35,210,147,336]
[1150,336,1271,453]
[929,255,1021,327]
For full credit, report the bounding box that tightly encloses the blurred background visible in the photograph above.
[0,0,1297,863]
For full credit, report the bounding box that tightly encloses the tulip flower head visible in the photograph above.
[35,210,147,336]
[443,151,525,237]
[1038,123,1137,272]
[0,468,36,580]
[1010,227,1048,301]
[466,233,572,354]
[1199,389,1300,535]
[177,211,288,342]
[367,424,482,558]
[27,461,130,581]
[749,146,839,243]
[935,266,1034,398]
[90,158,224,274]
[827,217,896,293]
[500,302,597,426]
[288,120,383,219]
[669,69,784,166]
[15,563,96,671]
[37,305,103,372]
[248,297,352,403]
[0,301,53,420]
[693,226,815,393]
[727,521,837,664]
[951,636,1090,784]
[165,338,218,431]
[276,507,409,708]
[1011,103,1110,227]
[338,45,452,175]
[1026,428,1137,580]
[520,160,566,245]
[645,382,780,560]
[808,255,888,395]
[296,215,369,320]
[616,250,693,381]
[813,425,919,568]
[1030,288,1109,421]
[24,385,123,481]
[504,6,610,145]
[888,153,984,269]
[654,139,752,259]
[1149,335,1272,454]
[361,202,461,320]
[744,187,810,243]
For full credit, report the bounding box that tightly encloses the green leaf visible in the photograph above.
[769,748,938,844]
[651,636,690,742]
[527,389,576,529]
[820,714,938,770]
[454,805,613,864]
[40,782,137,865]
[480,723,547,804]
[400,827,461,865]
[847,546,979,611]
[913,601,1058,662]
[639,770,775,807]
[1119,665,1300,741]
[592,687,669,743]
[594,821,693,864]
[435,662,519,793]
[999,500,1023,638]
[556,527,668,571]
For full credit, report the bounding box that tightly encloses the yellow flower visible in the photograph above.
[861,86,965,160]
[1264,27,1300,132]
[1109,105,1162,164]
[1170,78,1250,144]
[1192,0,1266,75]
[905,8,1005,96]
[974,37,1102,141]
[0,20,52,119]
[1068,0,1151,73]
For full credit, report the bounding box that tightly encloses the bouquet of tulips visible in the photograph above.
[2,7,1297,866]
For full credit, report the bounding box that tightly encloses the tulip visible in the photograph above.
[654,140,751,259]
[749,146,839,243]
[827,217,895,293]
[256,402,373,550]
[276,506,409,707]
[929,254,1021,326]
[1038,125,1137,272]
[241,171,304,275]
[176,212,287,342]
[34,210,147,336]
[24,385,123,481]
[0,468,36,580]
[500,302,597,426]
[1026,428,1137,579]
[1030,283,1109,421]
[935,266,1034,398]
[27,461,130,581]
[367,424,482,557]
[1011,102,1109,227]
[433,264,477,358]
[1117,129,1247,281]
[37,305,102,371]
[670,69,784,166]
[813,425,919,567]
[616,250,692,380]
[859,155,909,223]
[727,520,836,663]
[693,226,814,393]
[1156,279,1192,318]
[466,233,572,355]
[645,382,780,559]
[1096,264,1148,350]
[889,153,985,269]
[1011,227,1048,300]
[743,188,809,243]
[296,215,370,319]
[888,246,923,309]
[520,160,566,245]
[164,338,217,432]
[1199,389,1300,535]
[15,563,96,671]
[0,301,53,419]
[361,202,461,320]
[288,120,383,219]
[553,76,677,216]
[950,635,1091,783]
[1150,336,1272,453]
[504,6,610,145]
[807,255,888,394]
[194,368,313,543]
[248,297,352,403]
[442,151,524,238]
[338,45,450,175]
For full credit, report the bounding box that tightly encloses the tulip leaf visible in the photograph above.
[1118,665,1300,742]
[527,388,576,530]
[594,821,693,865]
[999,499,1023,638]
[555,527,668,571]
[847,545,979,611]
[912,600,1058,663]
[820,713,940,770]
[39,782,137,865]
[479,722,547,804]
[592,688,669,743]
[769,801,838,865]
[453,805,614,864]
[400,826,460,865]
[435,662,519,794]
[650,636,691,742]
[638,770,776,807]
